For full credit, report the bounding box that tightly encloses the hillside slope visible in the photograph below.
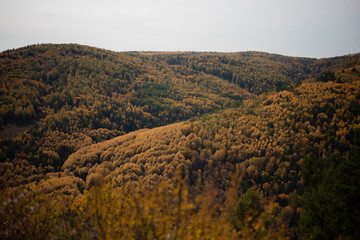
[1,44,360,239]
[1,44,360,190]
[0,44,250,174]
[24,64,359,199]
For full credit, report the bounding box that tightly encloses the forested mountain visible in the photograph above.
[0,44,251,175]
[1,44,360,239]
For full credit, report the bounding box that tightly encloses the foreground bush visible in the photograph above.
[0,177,289,240]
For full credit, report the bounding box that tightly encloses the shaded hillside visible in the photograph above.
[142,51,315,94]
[140,51,360,93]
[0,44,250,129]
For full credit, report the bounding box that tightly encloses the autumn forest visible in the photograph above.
[0,44,359,239]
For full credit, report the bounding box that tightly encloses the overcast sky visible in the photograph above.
[1,0,359,58]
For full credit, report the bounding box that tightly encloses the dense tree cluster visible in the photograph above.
[148,52,314,94]
[1,44,360,239]
[2,44,359,178]
[145,51,360,94]
[0,44,250,176]
[1,64,355,239]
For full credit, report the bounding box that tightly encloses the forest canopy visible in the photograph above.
[1,44,360,239]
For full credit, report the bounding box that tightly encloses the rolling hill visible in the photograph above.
[1,44,360,239]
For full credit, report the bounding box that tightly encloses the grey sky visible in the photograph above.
[0,0,359,58]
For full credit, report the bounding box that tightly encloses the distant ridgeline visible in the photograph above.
[1,44,360,239]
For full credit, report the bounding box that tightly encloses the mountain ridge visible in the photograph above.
[4,42,359,59]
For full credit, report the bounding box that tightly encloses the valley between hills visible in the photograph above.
[0,44,359,239]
